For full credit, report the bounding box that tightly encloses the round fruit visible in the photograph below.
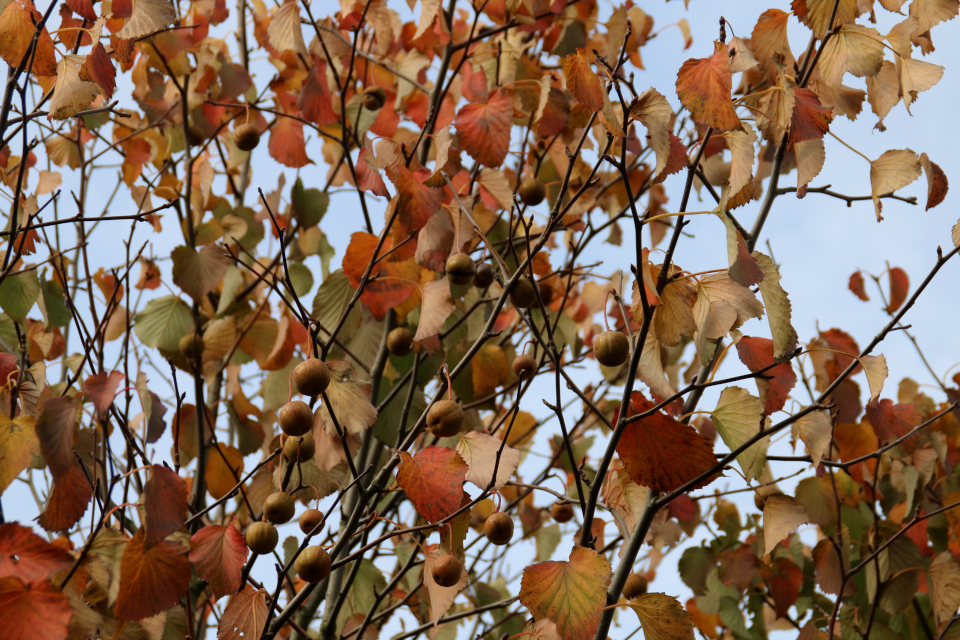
[551,502,574,523]
[299,508,324,534]
[293,359,331,397]
[387,327,414,357]
[512,354,538,379]
[538,280,555,305]
[263,491,296,524]
[484,512,514,546]
[295,545,331,583]
[445,252,476,286]
[623,573,648,599]
[594,330,630,367]
[283,433,315,461]
[279,400,314,437]
[473,262,495,288]
[509,276,537,309]
[179,332,204,359]
[518,178,546,206]
[245,521,279,555]
[235,123,261,151]
[427,400,463,438]
[362,86,387,111]
[432,554,462,587]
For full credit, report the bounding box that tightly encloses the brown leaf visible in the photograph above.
[189,523,248,599]
[624,593,695,640]
[630,88,673,176]
[36,396,80,482]
[886,266,909,313]
[49,55,102,120]
[763,495,808,555]
[320,360,378,437]
[0,414,39,493]
[37,465,92,532]
[0,576,72,640]
[870,149,921,221]
[423,542,468,625]
[919,153,949,211]
[115,528,190,620]
[562,49,604,112]
[218,585,268,640]
[79,43,116,99]
[144,464,187,548]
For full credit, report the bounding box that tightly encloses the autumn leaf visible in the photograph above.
[615,391,717,492]
[396,447,467,522]
[0,577,71,640]
[848,271,869,301]
[387,164,446,235]
[205,443,243,499]
[735,337,796,415]
[0,523,73,581]
[84,370,124,416]
[189,523,248,599]
[320,359,378,437]
[676,41,742,131]
[710,387,767,481]
[269,115,312,169]
[625,593,695,640]
[80,43,117,99]
[423,543,467,625]
[792,0,860,39]
[0,2,57,77]
[143,464,187,548]
[35,396,80,481]
[218,585,268,640]
[817,25,884,88]
[795,410,833,470]
[562,49,604,112]
[455,89,513,167]
[727,37,758,73]
[267,1,307,56]
[751,9,794,67]
[630,88,673,176]
[723,123,758,198]
[0,414,40,493]
[414,278,455,344]
[885,267,909,313]
[115,528,190,620]
[356,137,389,197]
[37,465,92,532]
[171,244,230,302]
[929,552,960,624]
[788,88,831,149]
[752,251,799,363]
[859,354,888,403]
[763,495,808,556]
[116,0,176,38]
[456,431,521,491]
[519,546,612,640]
[49,55,102,120]
[919,152,948,211]
[472,343,509,397]
[602,460,662,555]
[870,149,921,221]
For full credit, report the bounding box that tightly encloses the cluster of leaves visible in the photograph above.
[1,0,959,639]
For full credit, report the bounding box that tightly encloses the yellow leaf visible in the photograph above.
[763,494,808,555]
[625,592,695,640]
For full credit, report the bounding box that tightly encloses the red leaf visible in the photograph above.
[35,396,80,482]
[356,139,389,197]
[818,328,862,377]
[0,577,71,640]
[519,546,612,640]
[865,399,919,441]
[79,43,116,99]
[112,0,132,18]
[84,370,124,416]
[37,465,92,532]
[653,132,688,184]
[189,523,248,599]
[921,154,948,211]
[562,48,604,112]
[735,337,797,415]
[455,88,513,167]
[219,585,269,640]
[144,465,187,549]
[886,267,909,313]
[386,165,446,235]
[764,557,802,618]
[65,0,96,20]
[787,88,830,149]
[298,57,337,125]
[848,271,869,301]
[115,528,190,620]
[676,41,742,131]
[269,116,312,168]
[0,523,73,581]
[615,391,717,492]
[396,447,467,523]
[538,86,571,137]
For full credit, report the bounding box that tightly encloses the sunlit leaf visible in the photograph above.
[624,593,695,640]
[456,431,521,491]
[562,49,604,112]
[397,446,467,523]
[189,523,248,599]
[676,41,742,131]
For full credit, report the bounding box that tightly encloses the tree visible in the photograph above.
[0,0,958,638]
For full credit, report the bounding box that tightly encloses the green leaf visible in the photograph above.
[752,251,798,362]
[535,523,561,562]
[710,386,768,481]
[216,266,243,316]
[335,559,386,634]
[287,262,314,298]
[291,177,329,227]
[312,270,359,340]
[0,270,40,322]
[171,244,230,301]
[134,295,193,352]
[38,274,71,328]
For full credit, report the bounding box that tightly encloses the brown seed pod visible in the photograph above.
[178,332,204,360]
[299,508,324,534]
[263,491,296,524]
[484,512,514,546]
[623,573,648,599]
[293,359,330,397]
[295,545,332,583]
[432,554,463,587]
[245,521,279,555]
[551,502,574,523]
[594,330,630,367]
[509,276,537,309]
[473,262,495,288]
[512,354,538,379]
[283,433,316,461]
[235,123,261,151]
[518,178,546,206]
[279,400,314,437]
[362,86,387,111]
[445,252,477,286]
[387,327,415,357]
[427,400,464,438]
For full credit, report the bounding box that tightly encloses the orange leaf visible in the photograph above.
[205,443,244,500]
[519,546,612,640]
[356,138,389,197]
[299,57,337,125]
[848,271,869,301]
[0,523,73,581]
[397,447,467,523]
[386,165,446,235]
[472,343,509,397]
[342,231,420,320]
[269,115,312,168]
[218,585,269,640]
[189,523,248,599]
[37,465,92,532]
[676,41,742,132]
[144,464,187,549]
[886,266,909,313]
[654,132,689,184]
[735,337,797,416]
[562,49,604,112]
[115,528,190,620]
[788,88,831,149]
[624,593,696,640]
[0,2,57,77]
[615,391,717,492]
[455,88,513,167]
[919,152,948,211]
[0,576,71,640]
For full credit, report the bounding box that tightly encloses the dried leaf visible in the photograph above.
[735,337,796,415]
[414,279,456,344]
[859,354,888,403]
[711,387,767,481]
[49,55,102,120]
[0,414,40,493]
[267,1,307,56]
[320,360,378,436]
[143,464,187,549]
[752,251,798,363]
[848,271,869,301]
[929,552,960,624]
[423,543,467,625]
[630,88,673,176]
[0,2,56,77]
[624,593,695,640]
[795,410,832,469]
[116,0,176,38]
[189,523,248,599]
[562,49,603,112]
[763,495,808,556]
[870,149,921,221]
[218,585,268,640]
[456,431,521,491]
[885,267,909,313]
[919,153,948,211]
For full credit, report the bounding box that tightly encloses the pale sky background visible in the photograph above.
[4,1,960,638]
